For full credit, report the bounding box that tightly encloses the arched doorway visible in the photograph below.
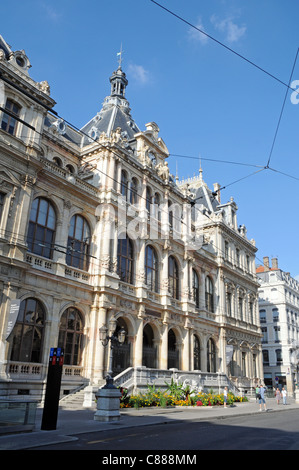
[168,329,179,369]
[207,337,216,373]
[112,318,131,376]
[58,307,84,366]
[193,334,201,370]
[142,324,157,368]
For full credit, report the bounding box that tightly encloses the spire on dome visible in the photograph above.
[110,45,128,97]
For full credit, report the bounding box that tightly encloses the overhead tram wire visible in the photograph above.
[3,58,299,239]
[170,153,265,169]
[149,0,299,95]
[1,73,271,229]
[3,58,299,192]
[266,47,299,168]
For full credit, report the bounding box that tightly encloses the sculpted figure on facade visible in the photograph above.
[155,161,170,182]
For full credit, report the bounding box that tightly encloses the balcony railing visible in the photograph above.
[26,253,90,282]
[6,362,83,381]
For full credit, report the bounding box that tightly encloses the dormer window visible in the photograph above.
[1,98,21,136]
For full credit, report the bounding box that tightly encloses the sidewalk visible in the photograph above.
[0,397,298,450]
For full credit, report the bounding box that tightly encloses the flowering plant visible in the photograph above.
[119,386,248,409]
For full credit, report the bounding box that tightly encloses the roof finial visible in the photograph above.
[117,44,124,69]
[199,154,203,182]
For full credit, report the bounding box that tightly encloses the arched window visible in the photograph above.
[58,307,84,366]
[193,335,201,370]
[9,298,45,363]
[168,256,179,299]
[1,98,21,135]
[53,157,62,167]
[117,235,134,284]
[192,269,200,307]
[145,245,159,292]
[120,170,128,200]
[27,197,56,259]
[66,164,75,174]
[207,338,216,373]
[130,177,138,204]
[66,214,90,271]
[205,276,214,312]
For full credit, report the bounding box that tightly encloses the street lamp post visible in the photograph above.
[94,318,126,422]
[99,318,126,389]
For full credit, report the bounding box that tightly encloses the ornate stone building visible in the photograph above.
[0,35,262,400]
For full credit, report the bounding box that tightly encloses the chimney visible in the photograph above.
[263,256,269,271]
[271,258,278,270]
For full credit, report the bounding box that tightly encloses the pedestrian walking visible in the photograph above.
[223,386,228,408]
[275,387,281,405]
[255,385,259,402]
[282,387,287,405]
[258,384,267,411]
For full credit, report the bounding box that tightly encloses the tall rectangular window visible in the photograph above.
[1,99,21,135]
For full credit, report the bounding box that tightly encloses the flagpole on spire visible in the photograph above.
[117,44,124,68]
[199,154,203,182]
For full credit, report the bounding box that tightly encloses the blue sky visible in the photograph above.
[2,0,299,277]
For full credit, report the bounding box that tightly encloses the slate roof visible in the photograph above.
[80,66,140,147]
[43,65,140,149]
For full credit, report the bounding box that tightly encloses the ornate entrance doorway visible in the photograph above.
[112,318,130,376]
[142,324,157,368]
[168,329,179,369]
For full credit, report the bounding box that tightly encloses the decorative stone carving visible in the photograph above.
[156,161,169,182]
[0,50,6,61]
[38,81,50,95]
[111,127,122,143]
[20,174,36,187]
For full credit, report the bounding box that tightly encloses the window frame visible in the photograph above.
[117,235,134,284]
[27,197,56,259]
[168,255,179,300]
[145,245,159,293]
[1,98,21,136]
[192,269,200,308]
[58,307,84,366]
[66,214,91,271]
[9,297,45,363]
[205,276,214,312]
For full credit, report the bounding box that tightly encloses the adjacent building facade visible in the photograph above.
[257,257,299,393]
[0,36,263,400]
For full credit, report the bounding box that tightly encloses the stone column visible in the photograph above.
[182,326,190,370]
[160,323,168,369]
[92,307,107,382]
[134,317,144,368]
[219,328,227,374]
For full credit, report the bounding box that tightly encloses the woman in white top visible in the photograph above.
[281,388,287,405]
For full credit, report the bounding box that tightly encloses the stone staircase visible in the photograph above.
[59,387,97,410]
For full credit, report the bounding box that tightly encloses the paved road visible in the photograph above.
[28,408,299,451]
